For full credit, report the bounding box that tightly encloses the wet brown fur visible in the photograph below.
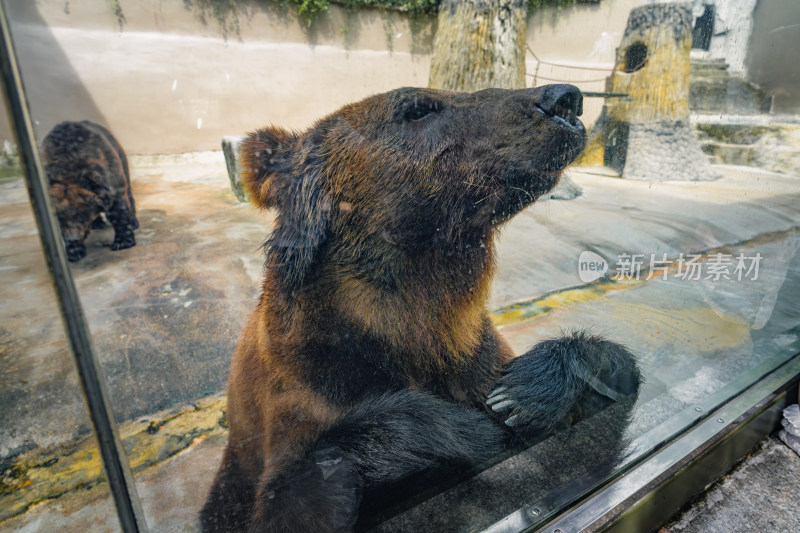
[203,86,589,531]
[41,120,137,262]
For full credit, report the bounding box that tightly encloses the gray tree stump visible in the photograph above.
[579,3,719,181]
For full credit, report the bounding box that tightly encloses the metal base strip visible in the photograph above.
[482,349,800,533]
[536,353,800,533]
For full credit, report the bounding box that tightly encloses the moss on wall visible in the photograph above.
[143,1,584,32]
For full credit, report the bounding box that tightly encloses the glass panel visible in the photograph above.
[0,145,120,531]
[2,1,798,532]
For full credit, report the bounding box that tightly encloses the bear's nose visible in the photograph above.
[535,84,583,125]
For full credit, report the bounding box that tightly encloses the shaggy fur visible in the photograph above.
[41,120,137,262]
[201,85,641,532]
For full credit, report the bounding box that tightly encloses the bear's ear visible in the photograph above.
[240,127,300,208]
[241,126,332,289]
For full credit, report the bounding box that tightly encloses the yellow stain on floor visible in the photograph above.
[490,278,642,327]
[0,395,227,523]
[493,227,798,329]
[590,300,750,354]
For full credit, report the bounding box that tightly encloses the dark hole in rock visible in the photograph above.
[624,42,648,73]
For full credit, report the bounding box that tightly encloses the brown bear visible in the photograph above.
[201,85,641,532]
[41,120,137,262]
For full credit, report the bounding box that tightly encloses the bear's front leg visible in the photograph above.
[64,238,88,262]
[200,448,257,533]
[107,199,137,251]
[244,390,505,533]
[486,331,642,434]
[247,447,361,533]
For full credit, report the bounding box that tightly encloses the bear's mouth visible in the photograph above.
[534,103,583,130]
[534,86,584,130]
[550,103,580,127]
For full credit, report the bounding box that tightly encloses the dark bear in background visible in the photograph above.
[201,85,642,532]
[41,120,137,262]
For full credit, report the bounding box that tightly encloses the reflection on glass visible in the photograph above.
[1,0,799,532]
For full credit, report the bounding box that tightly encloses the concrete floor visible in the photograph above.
[1,157,799,532]
[664,435,800,533]
[0,152,266,460]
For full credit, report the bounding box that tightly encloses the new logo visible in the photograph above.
[578,251,608,282]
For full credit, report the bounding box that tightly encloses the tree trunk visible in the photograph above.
[429,0,528,92]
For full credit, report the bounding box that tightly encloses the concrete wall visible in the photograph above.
[1,0,436,154]
[2,1,797,155]
[1,0,655,155]
[746,0,800,113]
[525,0,644,136]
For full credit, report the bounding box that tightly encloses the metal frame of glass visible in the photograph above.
[0,4,147,532]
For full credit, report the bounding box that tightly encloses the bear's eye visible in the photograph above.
[404,99,441,122]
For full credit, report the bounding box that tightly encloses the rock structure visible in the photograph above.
[690,57,770,115]
[702,0,758,76]
[579,3,718,181]
[222,135,248,202]
[696,121,800,176]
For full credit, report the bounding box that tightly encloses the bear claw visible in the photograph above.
[489,399,517,412]
[487,386,508,399]
[486,394,508,406]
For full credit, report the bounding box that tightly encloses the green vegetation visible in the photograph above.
[695,123,776,145]
[0,142,20,183]
[184,0,436,32]
[109,0,126,30]
[528,0,580,15]
[297,0,582,22]
[0,167,21,184]
[111,0,586,41]
[288,1,438,24]
[182,0,583,31]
